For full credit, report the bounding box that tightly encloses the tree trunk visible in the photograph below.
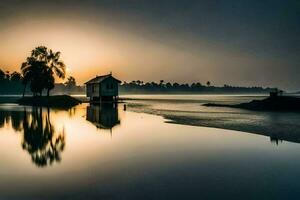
[47,89,50,97]
[22,84,26,97]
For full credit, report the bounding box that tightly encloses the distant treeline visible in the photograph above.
[0,69,276,95]
[0,69,85,95]
[119,80,276,94]
[0,70,24,94]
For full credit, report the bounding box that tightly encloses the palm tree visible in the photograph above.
[46,49,66,79]
[44,70,55,97]
[64,76,76,88]
[21,57,48,96]
[20,46,66,97]
[32,47,66,96]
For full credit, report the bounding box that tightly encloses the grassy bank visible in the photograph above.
[18,95,81,108]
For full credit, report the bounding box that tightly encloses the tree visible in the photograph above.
[29,62,49,96]
[10,71,22,82]
[21,57,48,96]
[136,80,142,86]
[20,46,66,97]
[173,82,180,88]
[64,76,76,90]
[31,46,66,96]
[166,82,172,89]
[206,81,211,87]
[195,82,202,88]
[44,70,55,97]
[159,80,164,86]
[0,69,5,80]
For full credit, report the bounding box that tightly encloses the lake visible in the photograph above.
[0,95,300,199]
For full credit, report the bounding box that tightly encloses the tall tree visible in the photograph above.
[20,46,66,97]
[21,57,47,96]
[31,46,66,96]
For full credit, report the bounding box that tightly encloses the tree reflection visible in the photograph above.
[21,107,65,167]
[0,111,7,128]
[10,111,24,131]
[0,107,65,167]
[0,110,24,130]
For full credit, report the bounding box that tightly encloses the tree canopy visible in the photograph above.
[21,46,66,96]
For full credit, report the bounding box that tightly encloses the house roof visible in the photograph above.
[85,74,121,84]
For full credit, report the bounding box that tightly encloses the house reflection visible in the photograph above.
[0,107,65,167]
[86,103,120,130]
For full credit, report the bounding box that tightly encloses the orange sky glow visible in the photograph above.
[0,0,299,90]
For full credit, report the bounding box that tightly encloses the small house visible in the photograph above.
[85,73,121,101]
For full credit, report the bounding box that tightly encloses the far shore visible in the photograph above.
[0,93,299,104]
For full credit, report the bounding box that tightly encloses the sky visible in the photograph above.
[0,0,299,90]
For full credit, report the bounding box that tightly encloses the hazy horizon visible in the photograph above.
[0,0,299,90]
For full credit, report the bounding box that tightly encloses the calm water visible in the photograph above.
[1,95,300,199]
[123,94,300,143]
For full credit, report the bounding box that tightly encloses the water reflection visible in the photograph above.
[22,107,65,167]
[86,103,120,130]
[0,109,23,131]
[0,107,65,167]
[0,103,121,167]
[270,136,283,145]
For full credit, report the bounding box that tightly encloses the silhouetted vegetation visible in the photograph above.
[21,46,66,96]
[119,80,276,94]
[0,67,85,95]
[1,58,278,96]
[0,69,24,94]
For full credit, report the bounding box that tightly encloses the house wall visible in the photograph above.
[100,78,119,97]
[86,83,100,98]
